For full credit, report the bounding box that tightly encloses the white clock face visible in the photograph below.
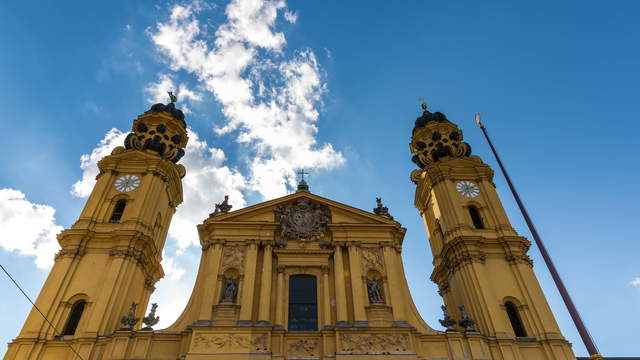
[114,175,140,192]
[456,181,480,198]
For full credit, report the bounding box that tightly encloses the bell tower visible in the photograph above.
[13,98,188,343]
[410,105,576,357]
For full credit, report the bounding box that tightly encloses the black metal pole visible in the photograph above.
[475,114,601,358]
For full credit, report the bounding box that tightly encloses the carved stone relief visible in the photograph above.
[274,197,331,247]
[361,247,384,274]
[221,245,245,271]
[250,333,269,352]
[287,339,319,357]
[193,334,249,351]
[340,333,409,353]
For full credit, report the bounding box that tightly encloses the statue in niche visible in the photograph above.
[367,278,384,303]
[220,277,238,303]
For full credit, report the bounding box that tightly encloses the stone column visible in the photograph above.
[382,243,408,326]
[274,265,286,329]
[238,240,258,326]
[348,243,367,326]
[321,265,332,329]
[198,241,224,320]
[333,245,349,327]
[257,243,273,325]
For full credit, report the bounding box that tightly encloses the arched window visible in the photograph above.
[288,275,317,331]
[505,301,527,337]
[468,206,484,229]
[109,199,127,223]
[62,300,86,336]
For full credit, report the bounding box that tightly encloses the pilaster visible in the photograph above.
[238,240,258,325]
[333,245,349,327]
[257,243,273,325]
[347,243,367,326]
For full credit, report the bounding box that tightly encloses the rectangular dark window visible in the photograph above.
[288,275,317,331]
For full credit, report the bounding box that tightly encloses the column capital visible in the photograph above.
[277,265,286,274]
[347,241,362,248]
[244,239,259,247]
[321,265,330,275]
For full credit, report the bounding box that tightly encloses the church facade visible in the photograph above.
[4,101,578,359]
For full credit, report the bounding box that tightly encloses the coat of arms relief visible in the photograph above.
[274,198,331,247]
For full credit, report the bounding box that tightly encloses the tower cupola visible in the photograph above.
[410,105,472,169]
[123,93,189,164]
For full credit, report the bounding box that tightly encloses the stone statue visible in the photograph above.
[120,303,140,330]
[211,195,233,217]
[438,305,457,332]
[458,305,477,332]
[221,277,238,303]
[373,197,394,220]
[367,279,384,303]
[142,303,160,330]
[168,91,178,103]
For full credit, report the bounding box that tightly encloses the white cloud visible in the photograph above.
[168,130,247,249]
[144,73,203,110]
[71,129,128,198]
[0,189,63,269]
[631,277,640,287]
[162,254,186,280]
[149,0,344,199]
[284,10,297,24]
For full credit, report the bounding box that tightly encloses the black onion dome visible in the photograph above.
[412,110,450,134]
[149,103,186,127]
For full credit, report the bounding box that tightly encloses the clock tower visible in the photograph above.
[12,99,188,348]
[410,106,576,357]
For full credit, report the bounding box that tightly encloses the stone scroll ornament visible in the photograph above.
[274,198,331,247]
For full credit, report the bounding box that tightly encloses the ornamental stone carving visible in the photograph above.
[221,245,245,271]
[288,339,319,356]
[506,254,534,267]
[340,333,409,353]
[250,333,268,352]
[361,247,384,274]
[193,334,249,351]
[274,197,331,247]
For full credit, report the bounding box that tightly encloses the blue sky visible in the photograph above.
[1,0,639,356]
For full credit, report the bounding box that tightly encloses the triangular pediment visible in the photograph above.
[203,192,399,226]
